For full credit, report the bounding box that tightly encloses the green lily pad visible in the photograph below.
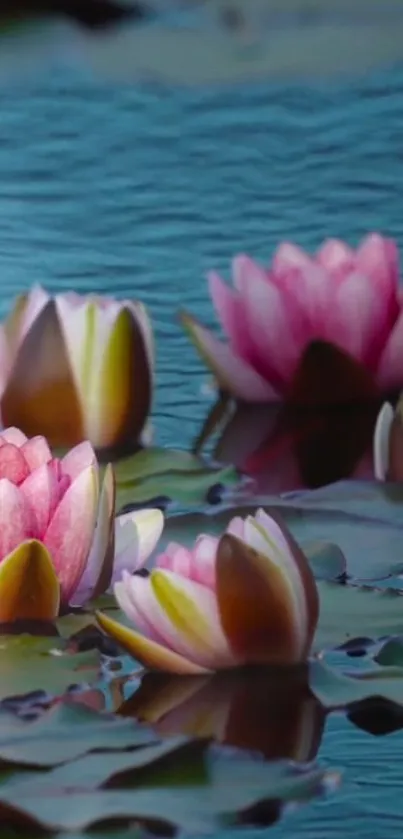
[315,583,403,651]
[0,747,335,833]
[300,541,347,581]
[309,659,403,708]
[111,447,240,510]
[0,700,158,767]
[0,636,100,701]
[375,637,403,667]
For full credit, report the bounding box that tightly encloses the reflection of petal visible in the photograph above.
[210,395,379,493]
[117,666,325,763]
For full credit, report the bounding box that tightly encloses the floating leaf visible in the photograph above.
[375,637,403,667]
[310,660,403,708]
[0,636,100,701]
[0,700,158,767]
[300,541,347,581]
[315,583,403,651]
[0,748,335,833]
[112,446,240,510]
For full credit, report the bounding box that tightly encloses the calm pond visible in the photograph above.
[0,34,403,839]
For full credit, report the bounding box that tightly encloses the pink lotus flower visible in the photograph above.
[97,508,319,674]
[181,234,401,402]
[0,285,153,450]
[0,427,164,623]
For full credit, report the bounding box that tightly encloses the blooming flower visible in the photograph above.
[373,399,403,481]
[0,285,153,450]
[181,234,401,403]
[0,427,163,622]
[97,508,319,674]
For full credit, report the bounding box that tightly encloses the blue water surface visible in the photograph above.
[0,65,402,837]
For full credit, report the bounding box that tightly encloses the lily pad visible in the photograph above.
[310,659,403,708]
[0,747,335,833]
[0,700,158,766]
[315,583,403,651]
[0,636,100,701]
[112,447,240,511]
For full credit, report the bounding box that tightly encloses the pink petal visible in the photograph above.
[0,444,30,485]
[156,544,193,577]
[191,535,218,589]
[182,314,277,402]
[21,436,52,471]
[326,272,383,365]
[43,465,98,604]
[0,480,32,561]
[356,233,399,288]
[61,441,97,481]
[240,266,303,386]
[0,428,27,448]
[376,308,403,392]
[315,239,354,278]
[272,242,314,276]
[208,271,254,361]
[19,464,59,539]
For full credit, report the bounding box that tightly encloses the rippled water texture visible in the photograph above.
[0,66,403,837]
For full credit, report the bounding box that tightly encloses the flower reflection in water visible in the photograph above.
[195,342,384,492]
[117,665,325,764]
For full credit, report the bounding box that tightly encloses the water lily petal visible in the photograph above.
[72,464,116,605]
[21,435,52,470]
[1,300,84,447]
[19,464,59,539]
[0,443,29,485]
[208,271,254,362]
[215,533,303,665]
[180,312,277,401]
[96,610,210,675]
[150,569,236,669]
[0,539,60,622]
[115,508,164,573]
[373,402,394,480]
[0,427,28,447]
[62,441,97,481]
[244,514,307,651]
[376,309,403,392]
[0,479,32,560]
[44,465,98,604]
[56,297,151,450]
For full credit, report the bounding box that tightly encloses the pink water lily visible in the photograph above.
[0,285,153,451]
[0,427,164,623]
[97,508,319,674]
[181,234,402,402]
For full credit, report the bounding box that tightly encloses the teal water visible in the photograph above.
[1,66,403,836]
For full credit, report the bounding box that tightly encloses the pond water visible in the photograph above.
[0,55,403,839]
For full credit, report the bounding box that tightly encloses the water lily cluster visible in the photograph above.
[2,231,403,673]
[0,425,319,674]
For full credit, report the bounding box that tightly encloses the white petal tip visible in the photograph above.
[373,401,394,481]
